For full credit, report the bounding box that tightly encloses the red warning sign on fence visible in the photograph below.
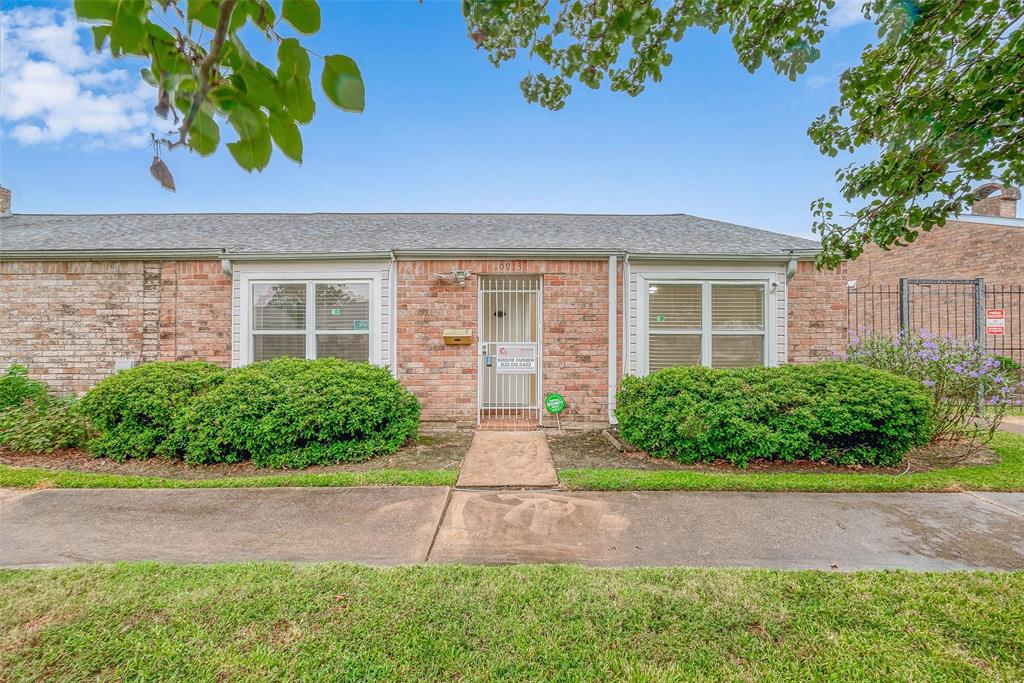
[986,309,1005,335]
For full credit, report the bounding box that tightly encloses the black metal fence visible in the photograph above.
[848,279,1024,367]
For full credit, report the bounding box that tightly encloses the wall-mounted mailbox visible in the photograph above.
[443,328,474,345]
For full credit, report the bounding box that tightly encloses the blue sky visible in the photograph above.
[0,1,874,239]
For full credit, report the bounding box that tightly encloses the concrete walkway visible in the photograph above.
[2,487,1022,570]
[456,431,558,488]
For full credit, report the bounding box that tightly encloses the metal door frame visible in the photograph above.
[477,274,543,425]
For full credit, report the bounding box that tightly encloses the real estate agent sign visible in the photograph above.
[495,344,537,374]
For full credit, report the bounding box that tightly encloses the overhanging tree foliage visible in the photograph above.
[463,0,1024,268]
[78,1,1022,271]
[74,0,363,189]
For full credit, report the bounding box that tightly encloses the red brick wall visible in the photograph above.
[541,260,611,428]
[786,218,1024,362]
[844,219,1024,287]
[395,259,615,428]
[787,260,849,363]
[0,260,231,394]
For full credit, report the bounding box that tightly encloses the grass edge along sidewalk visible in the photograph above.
[0,467,457,490]
[559,431,1024,492]
[1,563,1022,680]
[1,432,1021,493]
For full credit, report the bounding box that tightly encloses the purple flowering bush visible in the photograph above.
[847,330,1024,448]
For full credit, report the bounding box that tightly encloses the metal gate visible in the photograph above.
[478,275,542,425]
[900,278,985,344]
[848,278,1024,367]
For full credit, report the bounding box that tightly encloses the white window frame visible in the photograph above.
[638,274,776,374]
[239,271,381,366]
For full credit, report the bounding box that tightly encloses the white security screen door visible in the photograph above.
[478,275,542,424]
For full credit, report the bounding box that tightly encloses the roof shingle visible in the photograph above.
[0,212,820,257]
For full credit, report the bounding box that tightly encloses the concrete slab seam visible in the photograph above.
[962,491,1024,517]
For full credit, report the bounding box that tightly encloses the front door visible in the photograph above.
[478,275,542,425]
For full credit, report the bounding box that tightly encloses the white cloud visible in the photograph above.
[0,7,163,148]
[829,0,869,31]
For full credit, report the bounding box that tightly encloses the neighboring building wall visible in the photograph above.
[844,218,1024,287]
[0,260,231,394]
[395,258,614,428]
[785,217,1024,363]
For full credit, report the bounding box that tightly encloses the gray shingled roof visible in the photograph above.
[0,212,819,257]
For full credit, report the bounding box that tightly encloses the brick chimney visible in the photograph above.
[971,183,1020,218]
[0,186,10,216]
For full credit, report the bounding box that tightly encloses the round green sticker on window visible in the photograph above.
[656,315,666,322]
[545,393,566,415]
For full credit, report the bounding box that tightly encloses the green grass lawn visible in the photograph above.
[1,563,1020,681]
[560,431,1024,493]
[0,466,457,490]
[2,433,1021,494]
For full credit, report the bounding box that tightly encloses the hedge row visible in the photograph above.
[77,358,420,468]
[0,365,92,453]
[615,362,933,467]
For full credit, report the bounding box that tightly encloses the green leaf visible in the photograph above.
[187,0,221,29]
[240,63,282,110]
[281,0,321,34]
[278,38,315,123]
[321,54,364,113]
[188,110,221,157]
[227,106,272,172]
[228,133,272,172]
[246,0,277,29]
[74,0,116,21]
[91,25,111,51]
[269,112,303,163]
[107,0,148,55]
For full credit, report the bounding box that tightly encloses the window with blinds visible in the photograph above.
[647,281,767,372]
[251,281,372,363]
[649,284,702,370]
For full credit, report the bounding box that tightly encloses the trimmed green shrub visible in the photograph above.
[0,364,48,411]
[80,361,227,461]
[171,358,420,468]
[615,362,933,467]
[0,396,92,453]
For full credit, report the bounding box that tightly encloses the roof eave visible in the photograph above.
[1,246,821,261]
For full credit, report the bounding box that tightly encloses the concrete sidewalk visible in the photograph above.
[2,487,1022,570]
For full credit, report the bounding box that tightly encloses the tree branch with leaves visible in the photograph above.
[463,0,1024,269]
[75,0,364,189]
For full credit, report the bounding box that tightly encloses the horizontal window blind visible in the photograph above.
[646,280,768,372]
[315,283,370,331]
[253,334,305,362]
[712,284,764,331]
[252,283,305,330]
[250,280,372,364]
[317,334,370,361]
[649,334,701,371]
[711,335,764,368]
[649,284,701,329]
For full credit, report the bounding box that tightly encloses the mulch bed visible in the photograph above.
[546,429,999,474]
[0,431,473,480]
[1,428,1001,480]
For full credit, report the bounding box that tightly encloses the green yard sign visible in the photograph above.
[545,393,566,415]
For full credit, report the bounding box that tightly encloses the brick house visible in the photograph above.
[3,185,1017,429]
[1,188,824,429]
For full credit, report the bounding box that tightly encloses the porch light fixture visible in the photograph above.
[434,269,473,286]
